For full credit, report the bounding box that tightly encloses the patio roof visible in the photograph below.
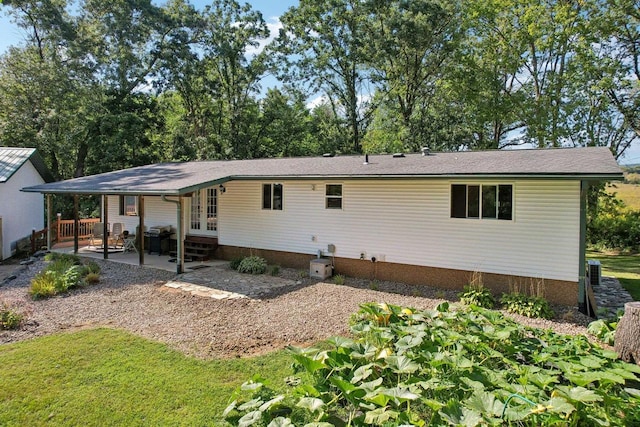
[21,147,623,196]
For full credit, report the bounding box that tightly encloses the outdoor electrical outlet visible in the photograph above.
[360,252,366,260]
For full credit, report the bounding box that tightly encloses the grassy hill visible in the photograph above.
[607,181,640,210]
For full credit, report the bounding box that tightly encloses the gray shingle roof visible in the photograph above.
[22,147,622,195]
[0,147,54,184]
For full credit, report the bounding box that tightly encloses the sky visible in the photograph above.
[1,1,639,164]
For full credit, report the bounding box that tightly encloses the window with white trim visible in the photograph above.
[119,195,138,216]
[262,183,283,210]
[326,184,342,209]
[451,184,512,220]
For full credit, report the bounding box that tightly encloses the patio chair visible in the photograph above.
[89,222,105,248]
[111,222,125,249]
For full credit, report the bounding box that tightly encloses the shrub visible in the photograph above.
[29,259,84,299]
[82,261,101,275]
[333,274,345,285]
[500,292,554,319]
[0,302,24,330]
[459,271,495,308]
[44,252,81,265]
[267,264,280,276]
[84,272,101,285]
[237,256,267,275]
[229,257,244,271]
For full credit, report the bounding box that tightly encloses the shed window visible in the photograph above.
[262,184,283,210]
[326,184,342,209]
[119,196,138,216]
[451,184,512,220]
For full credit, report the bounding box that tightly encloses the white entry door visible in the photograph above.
[189,188,217,236]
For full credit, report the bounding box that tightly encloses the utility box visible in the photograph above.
[310,258,332,279]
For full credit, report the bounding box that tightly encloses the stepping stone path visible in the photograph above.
[163,261,302,300]
[592,276,635,318]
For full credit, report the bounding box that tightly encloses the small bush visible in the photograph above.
[459,285,495,308]
[84,272,101,285]
[229,257,244,271]
[459,271,495,308]
[82,261,101,275]
[587,310,622,346]
[44,252,81,265]
[237,256,267,275]
[29,271,57,299]
[267,264,280,276]
[0,302,24,330]
[333,274,345,285]
[500,292,555,319]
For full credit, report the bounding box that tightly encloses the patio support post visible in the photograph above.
[161,195,183,274]
[46,194,51,250]
[73,194,79,254]
[138,195,145,266]
[578,180,589,314]
[103,195,109,260]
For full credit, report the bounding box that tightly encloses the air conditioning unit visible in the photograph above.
[587,260,601,287]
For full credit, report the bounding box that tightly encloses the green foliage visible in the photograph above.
[333,274,346,286]
[81,261,101,276]
[84,272,100,285]
[501,293,555,319]
[587,310,622,346]
[267,265,280,276]
[0,301,24,330]
[29,257,85,299]
[237,256,267,275]
[459,273,495,308]
[229,257,244,271]
[227,303,640,426]
[44,252,81,264]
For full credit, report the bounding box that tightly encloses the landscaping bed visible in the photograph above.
[1,258,592,359]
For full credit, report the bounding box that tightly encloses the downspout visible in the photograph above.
[161,195,183,274]
[578,180,589,314]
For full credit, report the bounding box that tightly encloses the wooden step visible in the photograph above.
[170,235,218,262]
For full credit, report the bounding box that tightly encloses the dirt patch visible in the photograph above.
[0,258,593,359]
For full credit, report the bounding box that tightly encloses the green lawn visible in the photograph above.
[587,250,640,301]
[607,182,640,210]
[0,328,293,426]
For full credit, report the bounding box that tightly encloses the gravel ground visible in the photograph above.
[0,257,593,359]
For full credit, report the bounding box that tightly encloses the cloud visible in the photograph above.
[244,16,282,57]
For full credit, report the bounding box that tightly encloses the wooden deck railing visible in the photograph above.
[56,218,101,241]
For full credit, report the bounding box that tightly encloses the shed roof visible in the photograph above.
[22,146,622,196]
[0,147,54,184]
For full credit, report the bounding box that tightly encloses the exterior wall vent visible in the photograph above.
[587,260,601,287]
[422,147,431,156]
[392,153,405,158]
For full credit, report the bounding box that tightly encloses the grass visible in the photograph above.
[0,328,294,426]
[587,250,640,301]
[607,182,640,210]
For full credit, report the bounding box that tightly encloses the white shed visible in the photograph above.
[0,147,53,260]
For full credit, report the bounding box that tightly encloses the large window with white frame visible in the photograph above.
[262,183,283,210]
[451,184,513,220]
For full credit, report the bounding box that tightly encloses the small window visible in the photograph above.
[326,184,342,209]
[262,183,283,210]
[119,195,138,216]
[451,184,513,220]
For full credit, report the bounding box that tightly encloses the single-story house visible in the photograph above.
[22,147,622,309]
[0,147,54,260]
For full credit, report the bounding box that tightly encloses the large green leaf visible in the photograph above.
[557,386,603,403]
[238,398,263,411]
[364,407,399,424]
[297,397,325,413]
[238,410,263,427]
[465,391,504,417]
[260,395,285,412]
[439,399,483,427]
[385,355,419,374]
[291,353,326,374]
[268,417,294,427]
[351,364,373,383]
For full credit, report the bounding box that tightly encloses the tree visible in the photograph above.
[273,0,372,153]
[363,0,462,151]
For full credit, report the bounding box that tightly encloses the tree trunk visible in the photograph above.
[614,302,640,364]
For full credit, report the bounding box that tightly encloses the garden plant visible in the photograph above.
[225,302,640,426]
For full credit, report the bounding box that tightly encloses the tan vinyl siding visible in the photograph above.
[105,195,177,233]
[220,179,580,282]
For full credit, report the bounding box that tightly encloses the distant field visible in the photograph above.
[607,182,640,210]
